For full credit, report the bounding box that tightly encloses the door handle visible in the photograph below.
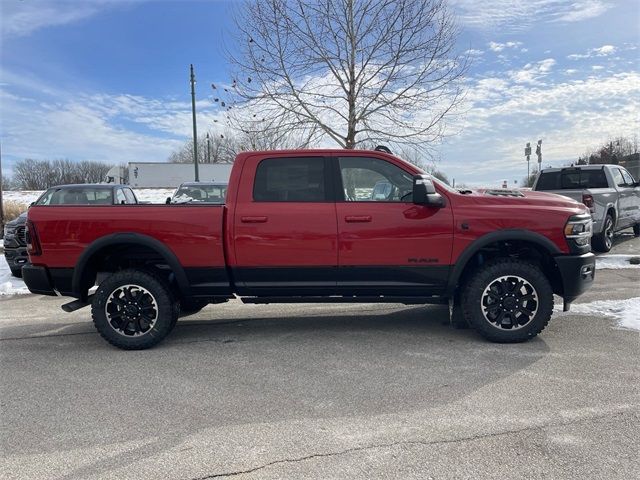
[240,216,268,223]
[345,215,372,223]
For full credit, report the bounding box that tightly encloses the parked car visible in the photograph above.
[532,165,640,251]
[23,149,595,350]
[34,184,139,206]
[167,182,228,204]
[3,213,28,277]
[3,185,139,276]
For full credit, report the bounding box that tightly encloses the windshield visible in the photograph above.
[172,184,228,203]
[35,187,114,205]
[536,169,608,190]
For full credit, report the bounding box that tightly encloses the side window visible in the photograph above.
[619,168,635,186]
[115,189,127,204]
[611,168,625,188]
[339,157,413,202]
[254,157,327,202]
[124,188,137,204]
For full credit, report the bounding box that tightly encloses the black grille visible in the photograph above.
[15,226,27,246]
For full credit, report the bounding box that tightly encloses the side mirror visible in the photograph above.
[165,197,172,204]
[413,175,445,208]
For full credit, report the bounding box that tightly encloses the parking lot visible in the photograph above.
[1,234,639,479]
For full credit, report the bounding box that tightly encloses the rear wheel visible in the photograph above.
[91,269,178,350]
[461,259,554,343]
[592,214,614,252]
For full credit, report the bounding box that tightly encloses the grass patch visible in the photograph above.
[3,201,28,222]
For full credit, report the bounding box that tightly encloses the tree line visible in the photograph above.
[7,159,113,190]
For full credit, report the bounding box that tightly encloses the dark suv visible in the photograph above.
[3,184,139,276]
[3,213,28,277]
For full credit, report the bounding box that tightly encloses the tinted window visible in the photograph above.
[339,157,413,202]
[35,188,114,205]
[536,169,609,190]
[173,184,227,203]
[254,158,327,202]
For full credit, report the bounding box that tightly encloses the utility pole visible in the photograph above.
[206,132,211,164]
[190,64,200,181]
[0,142,4,234]
[536,140,542,172]
[525,142,531,183]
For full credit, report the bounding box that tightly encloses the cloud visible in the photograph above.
[465,49,484,57]
[488,41,523,52]
[568,44,617,59]
[509,58,557,84]
[0,0,126,38]
[454,0,612,31]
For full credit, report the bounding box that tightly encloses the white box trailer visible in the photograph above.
[127,162,233,188]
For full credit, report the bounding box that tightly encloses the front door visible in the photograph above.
[335,155,454,296]
[232,155,338,295]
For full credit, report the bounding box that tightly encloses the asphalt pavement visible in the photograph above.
[1,233,639,479]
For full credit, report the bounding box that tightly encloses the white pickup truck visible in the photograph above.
[533,164,640,252]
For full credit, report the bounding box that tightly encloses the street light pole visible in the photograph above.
[536,140,542,172]
[525,142,531,184]
[190,64,200,182]
[206,132,211,164]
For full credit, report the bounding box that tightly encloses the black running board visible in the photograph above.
[61,295,94,313]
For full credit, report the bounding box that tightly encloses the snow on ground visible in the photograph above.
[595,254,640,270]
[556,297,640,332]
[3,188,175,206]
[0,258,30,296]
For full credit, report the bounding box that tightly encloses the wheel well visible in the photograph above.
[607,207,616,222]
[76,243,180,300]
[455,240,561,297]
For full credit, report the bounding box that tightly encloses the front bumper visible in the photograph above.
[555,252,596,308]
[4,246,30,270]
[22,265,74,297]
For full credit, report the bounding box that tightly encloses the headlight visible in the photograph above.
[564,215,593,246]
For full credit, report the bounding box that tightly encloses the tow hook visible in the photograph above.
[61,295,94,313]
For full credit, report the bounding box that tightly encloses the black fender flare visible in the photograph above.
[72,233,190,299]
[446,229,562,295]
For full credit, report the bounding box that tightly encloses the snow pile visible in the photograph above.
[558,297,640,331]
[3,190,43,206]
[0,258,30,296]
[596,254,640,270]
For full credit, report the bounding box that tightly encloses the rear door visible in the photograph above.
[334,155,454,296]
[232,155,338,295]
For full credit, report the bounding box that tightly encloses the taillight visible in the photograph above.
[26,220,42,256]
[582,193,595,213]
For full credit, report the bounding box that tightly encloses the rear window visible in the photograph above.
[536,169,608,190]
[253,157,327,202]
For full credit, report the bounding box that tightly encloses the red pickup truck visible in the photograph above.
[23,149,595,349]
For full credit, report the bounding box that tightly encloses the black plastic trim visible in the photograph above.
[22,265,56,296]
[555,253,596,303]
[446,230,562,295]
[72,233,192,299]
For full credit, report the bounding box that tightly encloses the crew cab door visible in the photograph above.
[616,167,640,227]
[231,155,338,295]
[334,155,454,296]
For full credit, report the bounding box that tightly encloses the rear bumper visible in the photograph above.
[22,265,74,297]
[555,253,595,305]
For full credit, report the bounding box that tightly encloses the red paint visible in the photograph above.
[28,149,589,274]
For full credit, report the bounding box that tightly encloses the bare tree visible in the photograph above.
[13,159,113,189]
[227,0,466,153]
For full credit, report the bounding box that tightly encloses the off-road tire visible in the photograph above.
[592,214,614,252]
[91,269,179,350]
[461,259,554,343]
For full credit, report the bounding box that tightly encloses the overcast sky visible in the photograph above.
[1,0,639,186]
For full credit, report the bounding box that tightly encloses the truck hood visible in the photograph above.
[473,188,588,211]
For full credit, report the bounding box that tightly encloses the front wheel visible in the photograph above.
[461,259,554,343]
[91,269,179,350]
